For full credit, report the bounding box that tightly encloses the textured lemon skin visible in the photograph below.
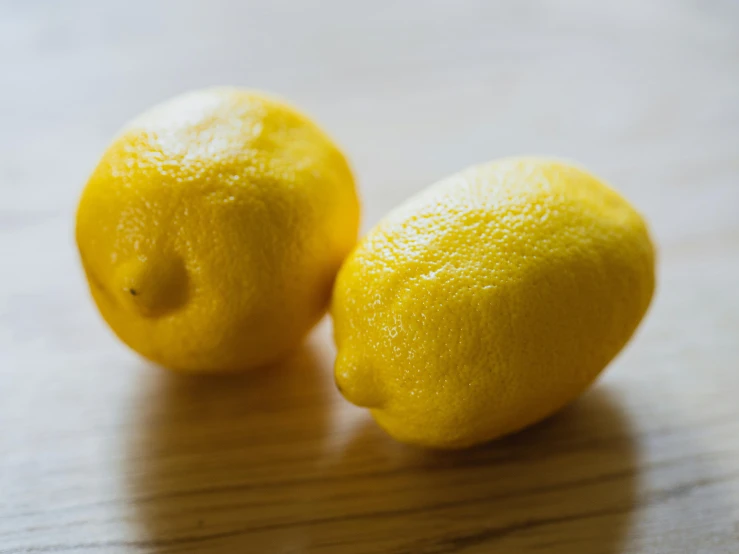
[77,88,360,372]
[332,158,654,448]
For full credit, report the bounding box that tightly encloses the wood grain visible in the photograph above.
[1,1,739,552]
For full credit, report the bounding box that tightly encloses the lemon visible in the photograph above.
[77,88,360,372]
[332,158,654,448]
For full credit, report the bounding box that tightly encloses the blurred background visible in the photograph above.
[3,1,738,229]
[1,1,738,553]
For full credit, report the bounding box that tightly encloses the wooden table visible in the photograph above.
[2,1,738,552]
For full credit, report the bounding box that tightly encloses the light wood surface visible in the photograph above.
[2,1,739,552]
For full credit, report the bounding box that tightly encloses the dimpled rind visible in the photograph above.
[77,88,360,372]
[332,158,654,448]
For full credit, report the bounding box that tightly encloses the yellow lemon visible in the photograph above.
[77,88,360,372]
[332,158,654,448]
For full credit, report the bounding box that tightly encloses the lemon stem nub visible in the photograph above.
[334,352,384,408]
[116,255,189,317]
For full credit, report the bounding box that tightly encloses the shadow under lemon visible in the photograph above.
[329,387,639,554]
[126,327,637,554]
